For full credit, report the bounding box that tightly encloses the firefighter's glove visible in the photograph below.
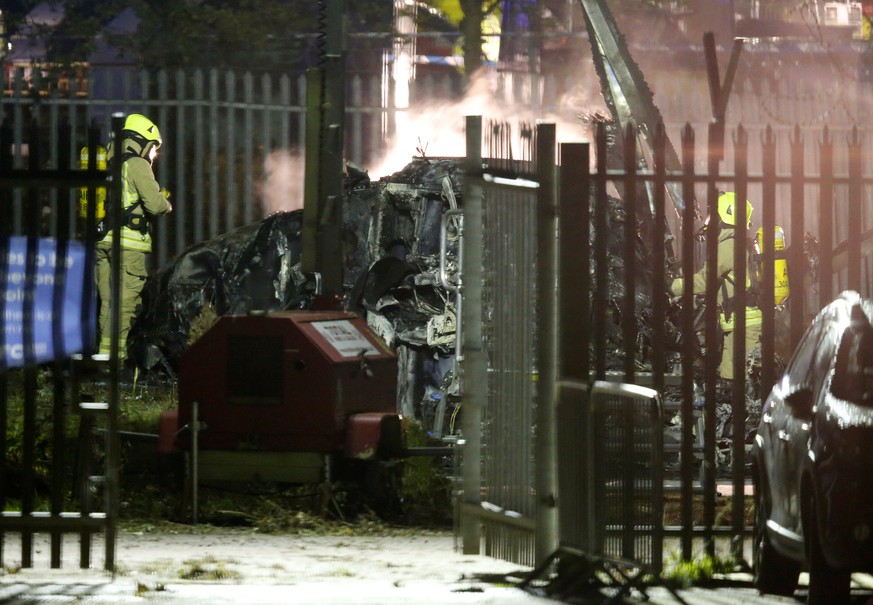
[670,278,684,298]
[160,188,171,200]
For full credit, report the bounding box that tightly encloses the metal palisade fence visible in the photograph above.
[3,67,330,269]
[3,61,871,267]
[459,114,873,572]
[0,115,123,570]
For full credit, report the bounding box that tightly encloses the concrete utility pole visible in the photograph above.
[303,0,347,300]
[535,123,559,564]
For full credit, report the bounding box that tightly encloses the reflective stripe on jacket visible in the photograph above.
[719,305,763,332]
[101,155,169,252]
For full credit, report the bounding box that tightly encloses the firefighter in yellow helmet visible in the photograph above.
[95,114,172,361]
[670,192,762,381]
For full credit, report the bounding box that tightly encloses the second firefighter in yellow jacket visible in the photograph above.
[671,192,762,381]
[96,113,173,360]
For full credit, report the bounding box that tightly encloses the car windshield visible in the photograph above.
[830,321,873,405]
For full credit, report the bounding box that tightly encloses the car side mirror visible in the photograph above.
[785,387,814,421]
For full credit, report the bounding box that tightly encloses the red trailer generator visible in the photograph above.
[159,310,403,488]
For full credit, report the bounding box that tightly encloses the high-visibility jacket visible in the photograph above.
[99,139,171,252]
[671,227,762,331]
[79,145,107,219]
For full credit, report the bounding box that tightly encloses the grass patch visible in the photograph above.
[135,582,167,596]
[178,555,241,581]
[661,552,740,587]
[2,564,22,575]
[398,419,453,527]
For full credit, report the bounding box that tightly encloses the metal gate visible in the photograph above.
[589,382,664,570]
[552,380,665,571]
[459,117,558,566]
[0,117,123,570]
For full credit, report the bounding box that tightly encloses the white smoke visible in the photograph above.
[260,150,305,216]
[258,70,602,215]
[369,69,599,178]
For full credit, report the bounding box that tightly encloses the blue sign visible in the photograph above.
[1,237,95,369]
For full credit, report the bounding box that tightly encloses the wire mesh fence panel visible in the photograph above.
[589,381,664,574]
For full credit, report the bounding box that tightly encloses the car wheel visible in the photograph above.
[752,480,799,596]
[807,500,850,605]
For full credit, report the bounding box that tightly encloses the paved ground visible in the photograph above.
[5,529,539,605]
[2,528,873,604]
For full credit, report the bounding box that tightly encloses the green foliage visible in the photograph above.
[398,419,453,527]
[1,367,176,514]
[25,0,393,73]
[131,0,318,71]
[43,0,131,67]
[120,381,177,432]
[120,482,181,521]
[661,551,739,588]
[3,369,76,477]
[187,305,219,346]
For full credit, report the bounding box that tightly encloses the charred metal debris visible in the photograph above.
[128,153,685,426]
[129,158,464,420]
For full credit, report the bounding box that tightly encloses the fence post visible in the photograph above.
[789,126,805,350]
[194,69,206,246]
[593,123,609,379]
[731,125,749,561]
[224,71,238,236]
[0,118,10,567]
[674,120,698,560]
[559,142,590,382]
[761,126,777,396]
[703,122,722,558]
[819,126,833,305]
[622,123,637,382]
[461,115,484,555]
[652,123,667,394]
[104,113,126,572]
[848,126,862,293]
[535,122,558,565]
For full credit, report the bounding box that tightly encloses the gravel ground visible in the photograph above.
[5,528,873,604]
[0,528,548,604]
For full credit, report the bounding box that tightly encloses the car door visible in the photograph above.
[764,318,829,531]
[781,322,836,532]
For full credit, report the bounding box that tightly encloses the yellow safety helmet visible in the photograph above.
[123,113,162,157]
[717,192,753,228]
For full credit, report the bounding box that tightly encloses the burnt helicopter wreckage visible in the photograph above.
[128,151,675,434]
[128,158,467,427]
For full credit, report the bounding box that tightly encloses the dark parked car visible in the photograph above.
[751,291,873,604]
